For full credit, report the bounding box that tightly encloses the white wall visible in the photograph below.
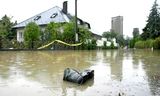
[96,38,118,47]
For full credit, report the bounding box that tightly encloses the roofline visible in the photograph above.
[13,22,67,29]
[13,24,47,29]
[13,6,62,28]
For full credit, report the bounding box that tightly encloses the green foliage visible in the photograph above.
[134,41,145,49]
[40,21,92,50]
[145,39,154,48]
[62,22,75,42]
[110,31,117,39]
[153,37,160,49]
[91,39,97,49]
[116,34,125,47]
[1,38,13,48]
[24,22,40,49]
[102,31,110,40]
[62,22,91,43]
[110,41,115,49]
[45,22,62,41]
[0,15,11,38]
[78,27,91,42]
[11,39,25,49]
[102,31,117,41]
[103,31,125,48]
[130,28,141,48]
[129,37,140,48]
[135,39,154,49]
[141,0,160,39]
[0,15,17,48]
[0,36,2,48]
[80,39,96,50]
[86,39,97,50]
[129,39,135,48]
[0,15,16,40]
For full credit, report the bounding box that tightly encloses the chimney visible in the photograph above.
[62,1,68,14]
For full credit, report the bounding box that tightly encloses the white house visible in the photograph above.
[96,38,118,47]
[13,1,91,42]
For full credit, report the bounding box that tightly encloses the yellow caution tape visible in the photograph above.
[38,40,83,49]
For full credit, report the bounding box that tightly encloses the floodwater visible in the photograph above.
[0,50,160,96]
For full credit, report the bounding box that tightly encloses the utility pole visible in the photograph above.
[75,0,78,42]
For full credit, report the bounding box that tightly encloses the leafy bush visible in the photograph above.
[135,41,145,48]
[153,37,160,49]
[145,39,154,48]
[1,38,12,48]
[45,22,62,41]
[135,39,154,49]
[81,39,97,50]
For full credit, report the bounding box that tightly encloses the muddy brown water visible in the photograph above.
[0,50,160,96]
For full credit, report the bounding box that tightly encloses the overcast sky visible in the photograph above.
[0,0,159,37]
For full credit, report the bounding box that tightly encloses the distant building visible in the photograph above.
[96,38,118,47]
[133,28,140,38]
[13,1,91,42]
[133,28,139,33]
[111,16,123,35]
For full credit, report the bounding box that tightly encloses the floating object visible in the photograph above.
[63,68,94,84]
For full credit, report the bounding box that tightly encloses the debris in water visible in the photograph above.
[63,68,94,84]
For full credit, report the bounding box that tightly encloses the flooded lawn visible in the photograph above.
[0,50,160,96]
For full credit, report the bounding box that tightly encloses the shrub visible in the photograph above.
[135,41,145,48]
[145,39,154,48]
[135,39,154,49]
[153,37,160,49]
[1,38,12,48]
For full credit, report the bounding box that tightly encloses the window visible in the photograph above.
[18,32,23,42]
[34,16,41,21]
[19,32,23,39]
[50,13,58,18]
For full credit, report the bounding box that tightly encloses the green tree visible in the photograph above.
[78,27,91,42]
[0,15,16,39]
[45,22,61,41]
[24,22,40,49]
[110,30,117,39]
[102,31,117,41]
[130,28,140,48]
[141,0,160,39]
[102,31,111,40]
[62,22,75,42]
[153,36,160,49]
[116,34,125,47]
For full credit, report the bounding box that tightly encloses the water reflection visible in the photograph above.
[0,50,160,96]
[133,50,160,95]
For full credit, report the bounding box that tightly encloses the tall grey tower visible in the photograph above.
[111,16,123,35]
